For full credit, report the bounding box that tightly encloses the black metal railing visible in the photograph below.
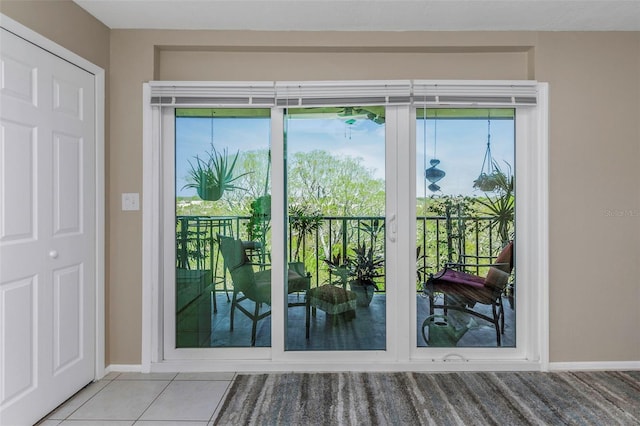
[176,214,511,293]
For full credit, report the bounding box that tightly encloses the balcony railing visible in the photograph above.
[176,214,510,293]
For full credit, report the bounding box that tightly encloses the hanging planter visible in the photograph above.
[182,113,248,201]
[197,184,224,202]
[183,145,248,201]
[473,172,500,193]
[473,116,499,193]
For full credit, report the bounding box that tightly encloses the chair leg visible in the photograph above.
[230,290,238,332]
[492,303,502,346]
[250,301,260,346]
[305,297,311,339]
[217,242,231,303]
[427,281,435,315]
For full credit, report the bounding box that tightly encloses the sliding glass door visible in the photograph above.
[172,106,390,352]
[284,107,387,351]
[171,107,517,352]
[174,108,272,348]
[416,108,516,349]
[153,80,545,367]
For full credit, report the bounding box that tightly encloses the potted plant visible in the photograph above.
[473,172,501,192]
[244,194,271,265]
[324,252,351,290]
[347,242,385,307]
[183,144,248,201]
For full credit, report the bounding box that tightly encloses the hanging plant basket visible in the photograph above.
[182,145,248,202]
[196,183,224,201]
[473,116,499,193]
[473,172,499,192]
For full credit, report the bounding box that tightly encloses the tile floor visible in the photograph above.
[37,294,512,425]
[37,372,236,425]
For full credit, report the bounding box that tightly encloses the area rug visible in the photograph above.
[213,370,640,425]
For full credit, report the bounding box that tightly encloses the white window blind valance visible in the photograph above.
[413,80,538,106]
[149,81,276,107]
[149,80,537,108]
[274,80,412,107]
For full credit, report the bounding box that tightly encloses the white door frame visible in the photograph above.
[141,81,548,372]
[0,14,106,380]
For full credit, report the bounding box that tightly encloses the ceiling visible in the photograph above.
[73,0,640,31]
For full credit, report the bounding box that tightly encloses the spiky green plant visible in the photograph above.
[348,242,385,289]
[474,162,514,246]
[324,252,350,290]
[183,145,249,201]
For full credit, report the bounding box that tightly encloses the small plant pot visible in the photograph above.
[473,173,498,192]
[349,281,375,307]
[197,186,223,201]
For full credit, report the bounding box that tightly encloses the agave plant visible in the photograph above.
[183,145,248,201]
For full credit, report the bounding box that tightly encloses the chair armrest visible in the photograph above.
[445,262,509,270]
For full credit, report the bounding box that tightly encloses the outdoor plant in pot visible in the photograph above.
[183,144,248,201]
[347,242,385,307]
[315,252,357,320]
[324,253,351,291]
[472,172,501,192]
[246,195,271,240]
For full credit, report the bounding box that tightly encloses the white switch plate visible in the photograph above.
[122,193,140,211]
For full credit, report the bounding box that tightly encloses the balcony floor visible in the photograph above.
[177,290,515,350]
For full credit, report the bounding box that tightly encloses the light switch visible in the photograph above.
[122,193,140,211]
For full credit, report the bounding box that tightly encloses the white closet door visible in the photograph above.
[0,28,96,425]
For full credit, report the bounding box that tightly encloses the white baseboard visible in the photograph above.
[105,361,639,374]
[549,361,640,371]
[105,364,143,374]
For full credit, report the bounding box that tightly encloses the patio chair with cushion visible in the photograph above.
[218,235,311,346]
[424,240,514,346]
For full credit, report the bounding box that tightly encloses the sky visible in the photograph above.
[175,112,514,198]
[416,118,514,197]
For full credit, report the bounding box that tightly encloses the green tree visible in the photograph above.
[221,149,271,215]
[287,150,385,262]
[288,150,385,217]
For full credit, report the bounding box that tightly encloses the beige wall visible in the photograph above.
[3,2,639,365]
[535,32,640,361]
[110,29,640,364]
[0,1,109,69]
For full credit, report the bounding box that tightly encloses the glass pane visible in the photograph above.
[285,106,387,351]
[416,109,516,348]
[175,108,272,348]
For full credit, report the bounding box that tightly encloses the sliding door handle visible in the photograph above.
[387,214,397,242]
